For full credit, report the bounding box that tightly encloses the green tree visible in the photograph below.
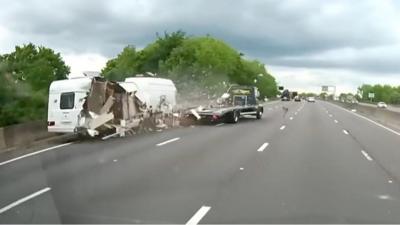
[2,43,69,91]
[138,30,186,73]
[102,32,278,99]
[0,43,69,126]
[101,45,139,80]
[358,84,400,104]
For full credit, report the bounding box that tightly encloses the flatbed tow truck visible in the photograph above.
[182,85,264,124]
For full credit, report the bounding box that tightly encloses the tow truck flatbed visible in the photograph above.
[182,85,264,124]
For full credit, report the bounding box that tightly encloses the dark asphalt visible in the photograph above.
[1,100,400,223]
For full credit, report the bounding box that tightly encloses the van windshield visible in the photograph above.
[60,92,75,109]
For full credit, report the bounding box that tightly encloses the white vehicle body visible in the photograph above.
[123,77,177,113]
[48,77,92,133]
[48,76,177,134]
[377,102,387,108]
[307,97,316,102]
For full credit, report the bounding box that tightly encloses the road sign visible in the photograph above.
[321,86,329,92]
[368,92,375,98]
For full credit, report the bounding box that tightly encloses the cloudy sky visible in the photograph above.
[1,0,400,93]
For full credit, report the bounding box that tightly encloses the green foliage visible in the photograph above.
[358,84,400,104]
[101,31,186,80]
[0,43,70,126]
[102,32,278,99]
[101,45,139,80]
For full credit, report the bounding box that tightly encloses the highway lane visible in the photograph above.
[204,101,400,223]
[1,100,400,223]
[321,101,400,183]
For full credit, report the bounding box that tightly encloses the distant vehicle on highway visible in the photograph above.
[377,102,387,108]
[307,97,316,102]
[294,96,301,102]
[281,89,290,101]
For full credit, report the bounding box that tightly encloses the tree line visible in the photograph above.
[357,84,400,104]
[102,31,278,99]
[0,43,69,126]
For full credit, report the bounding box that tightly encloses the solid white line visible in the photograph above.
[215,123,224,127]
[334,120,338,123]
[0,142,73,166]
[280,125,286,130]
[361,150,373,161]
[0,187,51,214]
[101,133,119,140]
[186,206,211,225]
[257,142,269,152]
[343,129,349,135]
[289,117,293,120]
[156,137,180,146]
[326,101,400,136]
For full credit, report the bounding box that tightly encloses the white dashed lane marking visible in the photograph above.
[361,150,373,161]
[257,142,269,152]
[156,137,180,146]
[0,187,51,214]
[0,142,73,166]
[186,206,211,225]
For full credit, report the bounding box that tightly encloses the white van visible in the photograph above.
[47,77,92,133]
[122,77,177,112]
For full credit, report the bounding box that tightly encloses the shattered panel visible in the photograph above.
[87,81,107,114]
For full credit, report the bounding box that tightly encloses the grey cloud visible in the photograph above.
[0,0,400,74]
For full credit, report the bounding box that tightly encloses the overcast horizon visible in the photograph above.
[1,0,400,94]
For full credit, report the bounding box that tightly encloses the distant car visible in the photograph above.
[294,96,301,102]
[377,102,387,108]
[307,97,316,102]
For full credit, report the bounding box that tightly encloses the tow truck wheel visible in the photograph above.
[227,111,239,123]
[256,109,262,119]
[234,112,239,123]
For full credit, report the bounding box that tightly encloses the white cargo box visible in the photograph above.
[123,77,177,111]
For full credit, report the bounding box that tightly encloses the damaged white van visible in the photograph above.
[48,75,178,135]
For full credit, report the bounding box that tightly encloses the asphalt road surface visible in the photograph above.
[1,100,400,224]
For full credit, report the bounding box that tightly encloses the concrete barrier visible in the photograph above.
[0,121,59,153]
[330,101,400,131]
